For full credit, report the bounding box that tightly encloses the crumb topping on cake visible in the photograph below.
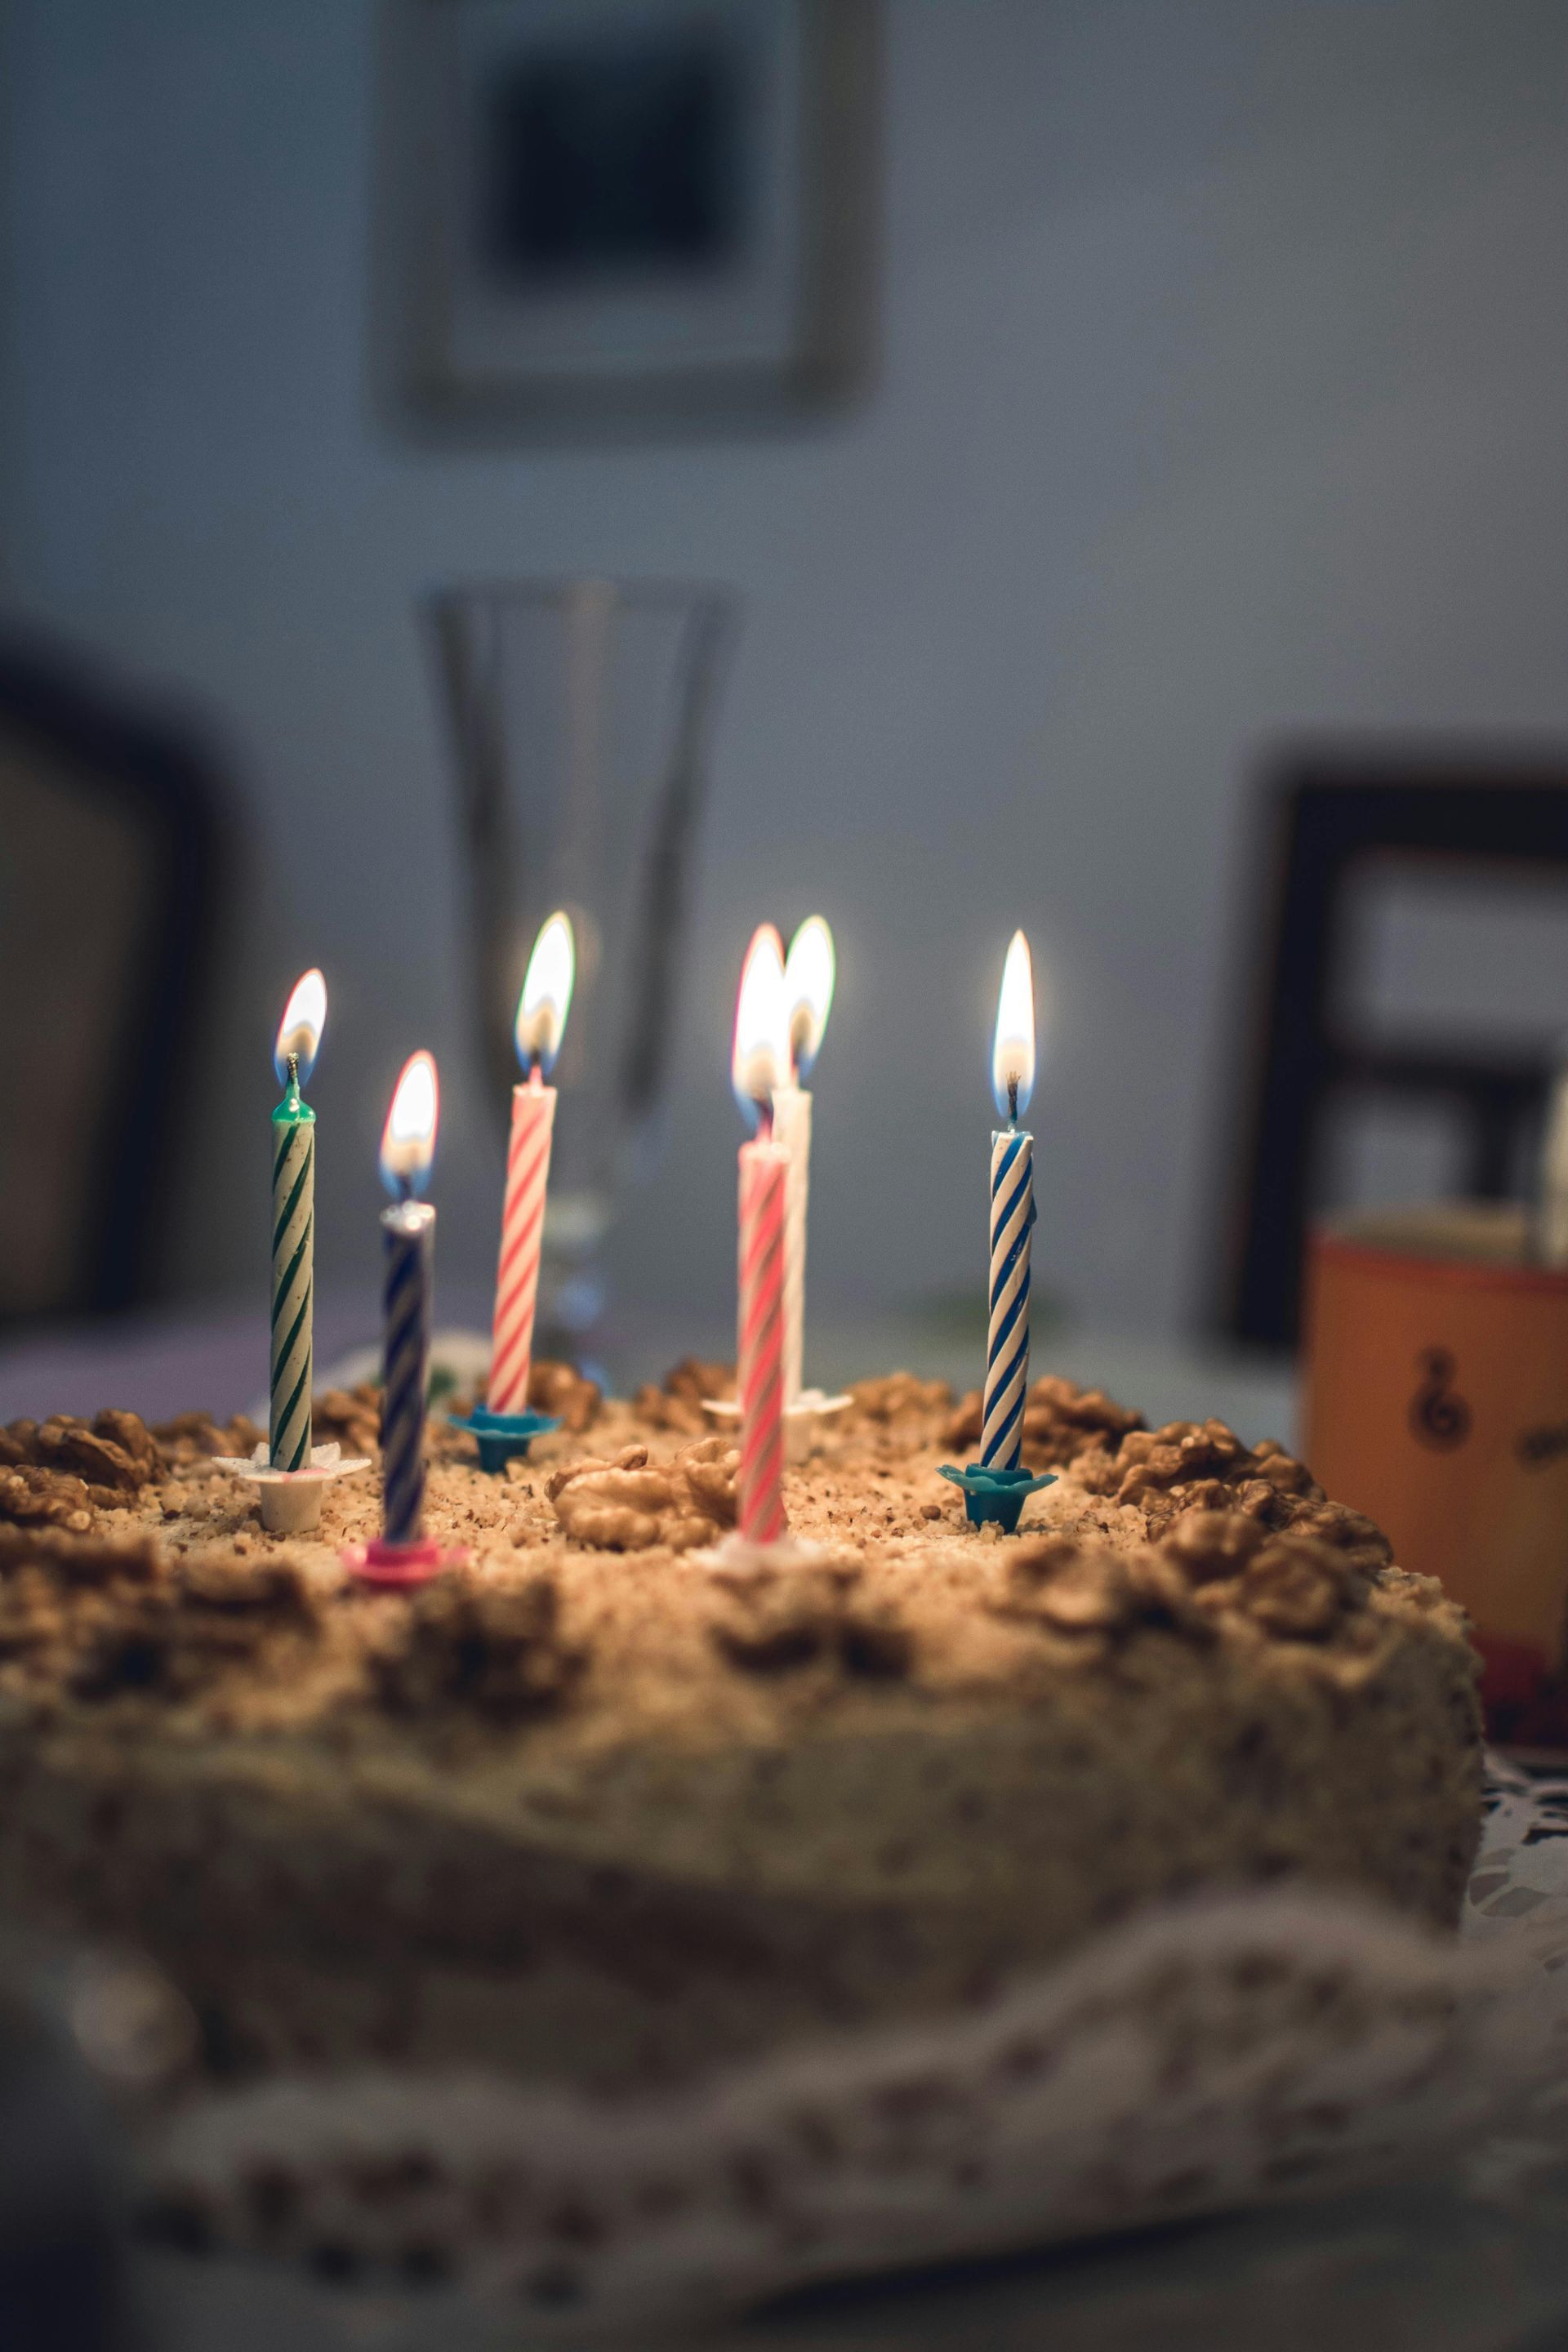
[0,1366,1484,2098]
[0,1370,1475,1766]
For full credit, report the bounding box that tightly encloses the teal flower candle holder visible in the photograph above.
[938,1461,1057,1534]
[449,1406,561,1474]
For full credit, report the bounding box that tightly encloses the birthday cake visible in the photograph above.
[0,1362,1482,2140]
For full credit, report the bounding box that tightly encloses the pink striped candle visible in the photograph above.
[488,911,575,1413]
[488,1071,556,1411]
[732,924,792,1544]
[737,1134,789,1541]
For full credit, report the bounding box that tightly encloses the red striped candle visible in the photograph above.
[488,1070,556,1412]
[737,1134,790,1542]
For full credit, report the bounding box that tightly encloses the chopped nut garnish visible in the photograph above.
[946,1374,1144,1468]
[549,1437,739,1551]
[632,1358,735,1435]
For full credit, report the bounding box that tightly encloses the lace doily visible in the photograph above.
[134,1754,1568,2332]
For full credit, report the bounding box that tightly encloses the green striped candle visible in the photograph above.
[270,970,326,1472]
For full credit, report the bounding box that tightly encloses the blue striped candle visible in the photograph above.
[380,1200,434,1543]
[982,930,1039,1470]
[376,1049,440,1548]
[981,1125,1036,1467]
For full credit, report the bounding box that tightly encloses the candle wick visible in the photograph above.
[1008,1076,1018,1127]
[528,1061,545,1092]
[755,1098,773,1141]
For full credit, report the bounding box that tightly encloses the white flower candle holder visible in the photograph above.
[702,1388,853,1463]
[208,1441,372,1536]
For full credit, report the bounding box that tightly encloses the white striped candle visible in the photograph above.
[981,1126,1036,1468]
[776,918,835,1405]
[771,1084,810,1406]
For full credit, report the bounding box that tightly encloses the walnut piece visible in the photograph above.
[632,1358,735,1436]
[0,1466,96,1530]
[849,1373,954,1426]
[151,1410,264,1470]
[1286,1500,1393,1576]
[0,1410,164,1510]
[549,1437,739,1551]
[946,1375,1144,1469]
[33,1416,154,1494]
[1000,1517,1362,1649]
[1071,1413,1339,1539]
[312,1387,381,1460]
[526,1361,602,1434]
[1236,1538,1352,1640]
[1161,1509,1266,1585]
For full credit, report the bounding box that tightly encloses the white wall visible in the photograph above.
[5,0,1567,1348]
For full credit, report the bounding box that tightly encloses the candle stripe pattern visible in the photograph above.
[737,1139,789,1543]
[488,1086,556,1413]
[981,1128,1036,1469]
[270,1116,314,1470]
[381,1202,434,1544]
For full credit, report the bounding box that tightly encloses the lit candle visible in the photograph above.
[732,927,791,1544]
[377,1051,439,1546]
[270,970,326,1472]
[982,932,1038,1471]
[773,916,835,1405]
[489,912,576,1413]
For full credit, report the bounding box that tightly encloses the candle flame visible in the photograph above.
[514,911,575,1076]
[379,1050,439,1198]
[783,915,835,1080]
[991,931,1036,1121]
[731,924,788,1128]
[274,969,327,1089]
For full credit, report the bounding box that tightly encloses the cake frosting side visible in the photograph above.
[0,1371,1482,2093]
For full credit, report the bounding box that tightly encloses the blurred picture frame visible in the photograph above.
[378,0,878,431]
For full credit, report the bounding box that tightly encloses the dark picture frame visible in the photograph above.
[376,0,879,432]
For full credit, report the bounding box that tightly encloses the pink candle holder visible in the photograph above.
[341,1535,469,1589]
